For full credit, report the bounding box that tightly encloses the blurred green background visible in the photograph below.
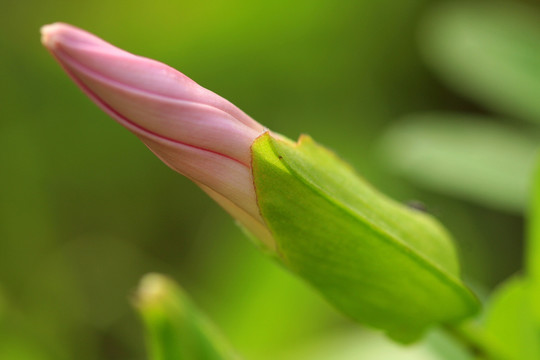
[1,0,539,359]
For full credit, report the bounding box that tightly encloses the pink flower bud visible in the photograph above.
[41,23,274,250]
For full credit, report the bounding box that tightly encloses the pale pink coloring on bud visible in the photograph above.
[41,23,274,250]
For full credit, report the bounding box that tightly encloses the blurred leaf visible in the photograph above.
[378,114,538,212]
[282,330,473,360]
[424,330,474,360]
[134,274,240,360]
[482,276,540,360]
[421,1,540,123]
[281,329,473,360]
[528,156,540,322]
[252,133,479,343]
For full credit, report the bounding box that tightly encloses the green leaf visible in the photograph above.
[421,1,540,123]
[528,157,540,323]
[251,133,479,343]
[378,114,538,212]
[133,274,240,360]
[482,277,540,360]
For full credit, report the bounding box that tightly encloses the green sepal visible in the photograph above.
[251,133,479,342]
[133,274,240,360]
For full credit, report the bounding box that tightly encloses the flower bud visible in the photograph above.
[41,23,274,250]
[134,273,240,360]
[43,23,479,342]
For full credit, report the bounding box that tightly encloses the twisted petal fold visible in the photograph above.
[41,23,274,250]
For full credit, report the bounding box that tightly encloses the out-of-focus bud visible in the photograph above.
[134,274,240,360]
[40,23,274,251]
